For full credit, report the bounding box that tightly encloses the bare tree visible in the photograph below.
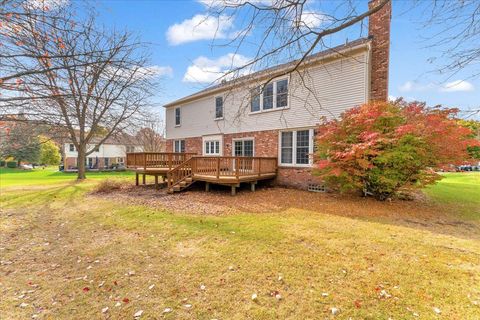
[135,113,166,152]
[201,0,389,83]
[0,1,158,179]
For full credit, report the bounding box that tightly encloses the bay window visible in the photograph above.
[279,129,314,166]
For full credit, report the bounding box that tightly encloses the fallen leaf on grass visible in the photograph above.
[102,307,109,313]
[122,298,130,303]
[133,310,143,318]
[82,287,90,292]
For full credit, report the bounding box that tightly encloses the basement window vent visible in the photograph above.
[308,183,326,193]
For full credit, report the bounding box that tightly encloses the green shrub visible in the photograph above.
[6,161,17,168]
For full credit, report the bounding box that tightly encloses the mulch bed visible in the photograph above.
[90,181,480,240]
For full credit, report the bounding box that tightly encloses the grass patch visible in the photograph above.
[0,166,133,188]
[0,171,479,319]
[424,172,480,219]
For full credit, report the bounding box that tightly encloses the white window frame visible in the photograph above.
[202,135,223,156]
[69,143,75,152]
[173,139,185,153]
[174,107,181,127]
[250,77,289,114]
[214,96,224,120]
[232,137,255,157]
[278,128,314,167]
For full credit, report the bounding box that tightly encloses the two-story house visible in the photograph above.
[163,0,391,189]
[63,135,142,171]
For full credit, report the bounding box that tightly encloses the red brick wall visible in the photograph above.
[368,0,391,102]
[224,130,278,157]
[166,129,323,189]
[65,157,76,168]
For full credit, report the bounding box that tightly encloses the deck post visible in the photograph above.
[216,158,220,179]
[251,182,256,192]
[135,173,139,186]
[205,182,210,192]
[142,174,146,185]
[231,185,236,196]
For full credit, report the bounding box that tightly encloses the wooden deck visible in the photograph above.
[126,152,278,194]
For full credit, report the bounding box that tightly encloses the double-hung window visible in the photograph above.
[69,144,75,152]
[174,139,185,153]
[175,107,181,126]
[262,83,274,110]
[251,78,289,112]
[204,140,220,155]
[279,129,314,166]
[215,97,223,119]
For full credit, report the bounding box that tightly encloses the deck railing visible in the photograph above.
[126,152,196,170]
[191,156,277,178]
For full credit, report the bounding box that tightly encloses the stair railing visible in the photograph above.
[167,157,194,190]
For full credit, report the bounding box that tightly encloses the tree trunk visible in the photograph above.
[77,146,86,180]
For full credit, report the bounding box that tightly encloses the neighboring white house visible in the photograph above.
[162,0,391,189]
[63,135,142,170]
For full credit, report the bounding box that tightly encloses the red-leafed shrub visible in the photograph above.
[315,101,478,200]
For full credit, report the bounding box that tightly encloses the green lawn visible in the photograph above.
[0,166,133,188]
[424,172,480,219]
[0,171,479,319]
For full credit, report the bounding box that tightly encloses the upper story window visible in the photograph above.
[279,129,314,167]
[69,144,75,152]
[251,87,261,112]
[126,146,135,153]
[251,78,289,113]
[215,96,223,119]
[174,139,185,153]
[175,107,181,126]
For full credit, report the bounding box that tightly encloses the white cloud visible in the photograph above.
[183,53,251,83]
[144,66,173,78]
[440,80,474,92]
[398,81,436,93]
[27,0,69,10]
[294,11,327,29]
[399,79,475,93]
[399,81,414,92]
[198,0,273,7]
[166,14,235,45]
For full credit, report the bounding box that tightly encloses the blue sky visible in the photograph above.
[95,0,479,119]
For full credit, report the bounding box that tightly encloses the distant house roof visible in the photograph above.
[65,131,141,146]
[163,37,371,108]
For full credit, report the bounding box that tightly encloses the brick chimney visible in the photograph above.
[368,0,391,102]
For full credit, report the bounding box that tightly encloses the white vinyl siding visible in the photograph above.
[165,51,369,139]
[279,129,314,167]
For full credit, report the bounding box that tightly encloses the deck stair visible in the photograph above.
[167,158,195,193]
